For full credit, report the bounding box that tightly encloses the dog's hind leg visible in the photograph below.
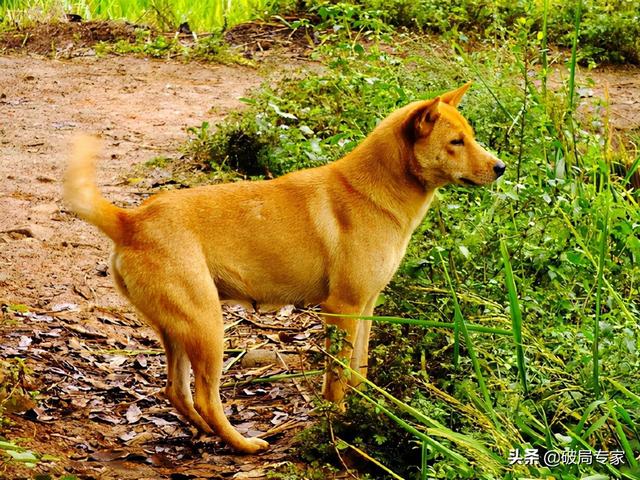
[180,279,269,454]
[113,255,213,433]
[120,255,268,453]
[160,332,213,435]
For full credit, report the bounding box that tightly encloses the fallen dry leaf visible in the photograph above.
[126,403,142,424]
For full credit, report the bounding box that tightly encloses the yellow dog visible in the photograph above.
[64,83,505,453]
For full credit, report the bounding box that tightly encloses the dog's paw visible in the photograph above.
[240,437,270,454]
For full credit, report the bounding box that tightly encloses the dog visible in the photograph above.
[64,83,505,453]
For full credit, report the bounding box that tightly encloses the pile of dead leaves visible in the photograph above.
[0,300,324,478]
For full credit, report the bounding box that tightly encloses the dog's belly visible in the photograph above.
[212,258,329,307]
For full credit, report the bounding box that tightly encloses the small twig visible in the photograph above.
[92,305,138,324]
[62,323,108,339]
[91,348,163,356]
[276,349,311,403]
[328,421,359,479]
[223,318,243,332]
[223,350,246,373]
[222,340,268,373]
[221,369,323,388]
[336,436,405,480]
[298,344,323,404]
[258,418,305,439]
[117,388,161,406]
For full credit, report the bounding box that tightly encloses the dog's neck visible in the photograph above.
[333,131,437,232]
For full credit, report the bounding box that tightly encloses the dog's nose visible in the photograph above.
[493,161,506,178]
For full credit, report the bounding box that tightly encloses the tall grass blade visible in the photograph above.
[0,0,269,31]
[326,352,505,470]
[558,208,634,322]
[349,386,474,474]
[220,369,322,388]
[514,415,546,445]
[608,378,640,405]
[567,0,582,113]
[608,404,638,468]
[571,399,606,448]
[420,441,428,480]
[317,311,512,336]
[453,303,461,367]
[565,430,631,480]
[583,413,610,439]
[336,437,406,480]
[452,43,514,122]
[593,205,609,398]
[623,154,640,187]
[500,240,528,395]
[566,0,583,173]
[438,251,494,414]
[540,0,549,98]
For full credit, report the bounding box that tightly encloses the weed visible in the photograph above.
[0,438,61,471]
[267,460,341,479]
[270,0,640,64]
[95,30,250,64]
[0,358,37,413]
[145,156,172,169]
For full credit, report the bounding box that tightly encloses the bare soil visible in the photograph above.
[224,19,317,59]
[0,54,324,479]
[553,63,640,132]
[0,21,140,56]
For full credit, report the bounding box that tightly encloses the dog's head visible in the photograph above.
[401,83,505,188]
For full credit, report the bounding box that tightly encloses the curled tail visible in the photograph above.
[64,135,127,244]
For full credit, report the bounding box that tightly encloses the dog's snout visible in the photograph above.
[493,161,506,178]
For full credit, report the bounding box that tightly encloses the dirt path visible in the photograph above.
[0,54,259,309]
[576,64,640,132]
[0,54,322,479]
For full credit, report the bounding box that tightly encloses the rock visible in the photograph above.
[4,224,54,241]
[240,349,279,368]
[31,202,59,215]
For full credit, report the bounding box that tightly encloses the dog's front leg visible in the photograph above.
[348,294,378,388]
[321,299,364,405]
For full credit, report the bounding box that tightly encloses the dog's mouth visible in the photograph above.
[460,177,479,186]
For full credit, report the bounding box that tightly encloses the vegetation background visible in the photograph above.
[0,0,638,479]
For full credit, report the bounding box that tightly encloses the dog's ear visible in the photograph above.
[441,82,472,107]
[405,98,441,141]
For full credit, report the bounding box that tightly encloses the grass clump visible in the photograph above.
[95,30,249,64]
[0,358,37,417]
[0,358,49,470]
[270,0,640,64]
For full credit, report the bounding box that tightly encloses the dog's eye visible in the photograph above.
[450,138,464,146]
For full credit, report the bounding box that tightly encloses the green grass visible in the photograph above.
[0,0,270,31]
[340,0,640,64]
[94,32,251,64]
